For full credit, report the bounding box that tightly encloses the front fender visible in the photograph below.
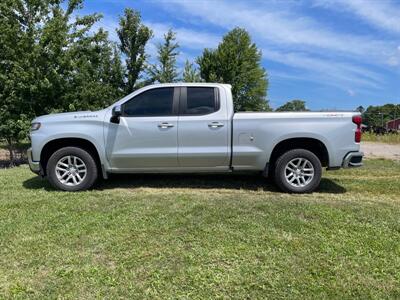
[30,120,107,168]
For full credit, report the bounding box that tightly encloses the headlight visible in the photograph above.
[31,122,41,131]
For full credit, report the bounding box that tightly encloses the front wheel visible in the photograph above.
[274,149,322,193]
[46,147,98,191]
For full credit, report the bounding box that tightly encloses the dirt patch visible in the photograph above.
[361,142,400,160]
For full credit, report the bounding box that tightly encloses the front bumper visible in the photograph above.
[342,151,364,168]
[27,148,40,174]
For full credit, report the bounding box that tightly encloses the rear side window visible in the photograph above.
[183,87,218,115]
[123,87,174,117]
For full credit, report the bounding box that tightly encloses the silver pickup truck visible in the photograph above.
[28,83,363,193]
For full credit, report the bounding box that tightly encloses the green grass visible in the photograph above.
[0,160,399,299]
[362,132,400,144]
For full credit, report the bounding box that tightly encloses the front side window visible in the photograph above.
[183,87,218,115]
[123,87,174,117]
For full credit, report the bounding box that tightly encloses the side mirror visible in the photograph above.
[110,105,122,124]
[112,105,122,117]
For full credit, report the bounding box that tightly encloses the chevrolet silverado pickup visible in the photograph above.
[28,83,363,193]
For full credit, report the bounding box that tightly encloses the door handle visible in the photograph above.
[158,122,174,129]
[208,122,224,128]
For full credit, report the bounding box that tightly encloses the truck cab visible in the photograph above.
[105,83,232,171]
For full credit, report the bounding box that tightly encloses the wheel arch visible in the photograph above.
[268,137,329,174]
[40,138,104,178]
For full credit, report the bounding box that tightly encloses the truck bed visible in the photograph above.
[232,112,360,170]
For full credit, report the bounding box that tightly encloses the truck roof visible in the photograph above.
[148,82,232,89]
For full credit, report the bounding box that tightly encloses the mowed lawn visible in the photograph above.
[0,160,399,299]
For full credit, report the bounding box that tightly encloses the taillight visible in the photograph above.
[352,115,362,143]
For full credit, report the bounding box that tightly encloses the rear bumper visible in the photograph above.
[27,148,40,174]
[342,151,364,168]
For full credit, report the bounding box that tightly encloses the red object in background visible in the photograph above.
[386,118,400,131]
[352,115,362,143]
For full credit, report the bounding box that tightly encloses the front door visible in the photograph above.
[178,87,230,168]
[107,87,179,170]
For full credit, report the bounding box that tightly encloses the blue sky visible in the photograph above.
[77,0,400,110]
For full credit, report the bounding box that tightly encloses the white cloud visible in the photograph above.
[387,56,399,66]
[315,0,400,34]
[263,49,383,89]
[144,21,219,50]
[163,0,399,65]
[143,22,219,65]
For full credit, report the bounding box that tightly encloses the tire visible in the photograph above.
[274,149,322,193]
[46,147,98,191]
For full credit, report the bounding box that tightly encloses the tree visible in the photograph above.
[276,100,309,112]
[0,0,58,165]
[197,28,270,111]
[183,60,202,82]
[363,104,400,127]
[117,8,152,93]
[61,27,125,111]
[356,105,365,113]
[0,0,124,165]
[148,29,179,83]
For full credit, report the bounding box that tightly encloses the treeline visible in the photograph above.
[275,100,308,112]
[357,104,400,128]
[0,0,269,154]
[275,102,400,128]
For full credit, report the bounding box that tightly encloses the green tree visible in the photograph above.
[276,100,309,112]
[182,60,202,82]
[0,0,60,164]
[197,27,270,111]
[62,27,125,111]
[356,105,365,113]
[363,104,400,127]
[0,0,124,164]
[148,29,179,83]
[117,8,152,93]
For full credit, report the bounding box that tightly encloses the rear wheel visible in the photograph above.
[274,149,322,193]
[46,147,98,191]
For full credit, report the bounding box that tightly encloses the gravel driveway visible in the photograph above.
[361,142,400,160]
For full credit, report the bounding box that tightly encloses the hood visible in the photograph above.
[33,110,107,123]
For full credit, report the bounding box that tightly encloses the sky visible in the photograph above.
[76,0,400,110]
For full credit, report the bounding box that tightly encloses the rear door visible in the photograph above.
[107,87,179,169]
[177,86,229,168]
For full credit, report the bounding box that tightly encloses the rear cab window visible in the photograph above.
[181,87,219,115]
